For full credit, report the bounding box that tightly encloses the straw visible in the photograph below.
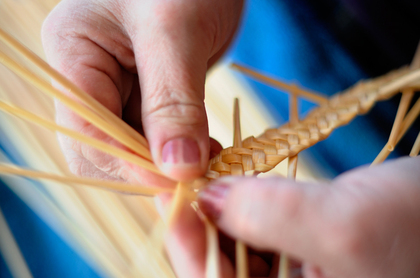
[410,132,420,157]
[209,65,420,178]
[234,98,243,148]
[0,163,172,196]
[372,97,420,165]
[0,100,160,174]
[279,88,300,278]
[0,50,153,161]
[0,28,149,149]
[1,12,174,278]
[231,63,329,105]
[236,241,248,278]
[202,214,221,278]
[166,182,190,228]
[378,69,420,99]
[386,90,414,151]
[2,13,420,278]
[231,99,249,278]
[0,208,33,278]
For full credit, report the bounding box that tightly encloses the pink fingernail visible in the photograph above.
[162,138,200,164]
[197,183,230,220]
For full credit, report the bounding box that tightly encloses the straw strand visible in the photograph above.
[209,66,420,178]
[410,132,420,157]
[386,90,414,151]
[231,63,329,105]
[0,163,171,196]
[0,28,149,149]
[0,208,33,278]
[0,50,153,161]
[0,100,160,174]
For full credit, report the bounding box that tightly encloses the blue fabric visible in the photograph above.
[0,128,101,277]
[0,180,102,278]
[0,253,13,278]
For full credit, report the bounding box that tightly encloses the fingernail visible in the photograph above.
[162,138,200,164]
[197,183,230,221]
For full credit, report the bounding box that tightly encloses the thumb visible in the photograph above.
[130,5,214,181]
[197,177,345,263]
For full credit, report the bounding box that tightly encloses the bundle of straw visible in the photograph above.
[0,1,295,277]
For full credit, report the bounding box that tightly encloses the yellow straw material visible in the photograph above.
[378,69,420,99]
[166,182,190,228]
[372,97,420,165]
[386,90,414,151]
[231,63,329,105]
[203,217,221,278]
[279,94,300,278]
[0,50,152,161]
[0,208,33,278]
[236,241,248,278]
[0,100,160,174]
[234,98,243,148]
[0,163,172,196]
[231,99,249,278]
[0,28,149,149]
[410,132,420,157]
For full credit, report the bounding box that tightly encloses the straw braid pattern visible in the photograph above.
[206,66,418,179]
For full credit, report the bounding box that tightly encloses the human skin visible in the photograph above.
[42,0,242,186]
[192,156,420,278]
[42,1,420,277]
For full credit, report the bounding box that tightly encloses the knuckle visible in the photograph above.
[144,96,206,127]
[41,6,72,44]
[152,1,196,26]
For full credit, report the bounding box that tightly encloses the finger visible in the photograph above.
[197,177,341,264]
[302,263,331,278]
[127,2,227,181]
[42,0,134,117]
[165,199,207,278]
[42,1,174,187]
[248,254,270,277]
[198,157,420,275]
[210,138,224,159]
[163,196,235,278]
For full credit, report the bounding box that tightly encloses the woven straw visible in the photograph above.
[0,1,419,277]
[206,66,420,179]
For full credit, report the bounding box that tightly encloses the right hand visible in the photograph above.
[42,0,242,187]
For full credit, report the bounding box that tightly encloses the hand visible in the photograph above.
[176,156,420,278]
[160,193,282,278]
[42,0,242,186]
